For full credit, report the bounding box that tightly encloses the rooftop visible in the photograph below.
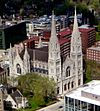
[65,80,100,106]
[88,47,100,51]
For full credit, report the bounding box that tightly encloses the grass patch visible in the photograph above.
[96,32,100,41]
[85,59,100,83]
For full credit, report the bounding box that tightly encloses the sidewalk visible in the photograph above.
[37,99,64,111]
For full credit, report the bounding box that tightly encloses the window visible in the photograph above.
[68,82,70,90]
[78,46,80,51]
[64,84,67,91]
[57,87,59,94]
[16,64,21,74]
[39,64,41,68]
[78,79,81,86]
[71,81,74,88]
[66,66,70,77]
[57,52,59,58]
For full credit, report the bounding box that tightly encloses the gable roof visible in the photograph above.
[19,46,48,62]
[10,90,23,104]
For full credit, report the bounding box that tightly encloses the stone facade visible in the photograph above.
[9,9,83,96]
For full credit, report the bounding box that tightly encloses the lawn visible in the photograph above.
[85,59,100,83]
[96,32,100,41]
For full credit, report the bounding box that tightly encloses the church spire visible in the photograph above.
[51,10,56,37]
[50,11,58,44]
[73,7,79,32]
[24,43,29,59]
[70,7,83,87]
[23,43,30,74]
[48,10,61,89]
[71,7,81,53]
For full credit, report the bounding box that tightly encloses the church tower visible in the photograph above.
[48,11,61,83]
[9,43,14,76]
[70,8,83,87]
[23,43,30,74]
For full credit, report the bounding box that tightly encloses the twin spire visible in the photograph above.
[51,7,79,41]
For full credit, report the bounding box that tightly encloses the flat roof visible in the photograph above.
[65,80,100,106]
[88,47,100,51]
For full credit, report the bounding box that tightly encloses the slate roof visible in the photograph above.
[19,46,48,62]
[10,90,23,104]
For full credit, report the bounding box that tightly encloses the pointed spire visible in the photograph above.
[51,10,57,40]
[24,43,29,59]
[24,43,28,55]
[73,6,79,32]
[10,43,12,49]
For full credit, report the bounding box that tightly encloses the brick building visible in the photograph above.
[79,26,96,53]
[22,25,96,58]
[86,41,100,63]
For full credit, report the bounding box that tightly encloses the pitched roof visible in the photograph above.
[59,38,70,45]
[10,90,23,104]
[20,46,48,62]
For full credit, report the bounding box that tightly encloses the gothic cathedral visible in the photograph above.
[9,9,83,96]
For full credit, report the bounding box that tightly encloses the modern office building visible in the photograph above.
[64,80,100,111]
[0,22,27,49]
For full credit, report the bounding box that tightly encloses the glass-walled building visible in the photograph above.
[64,80,100,111]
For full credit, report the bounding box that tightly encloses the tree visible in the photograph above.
[17,73,56,108]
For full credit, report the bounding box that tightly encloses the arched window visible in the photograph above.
[68,82,70,90]
[66,66,70,77]
[57,87,59,94]
[16,64,21,74]
[78,79,81,86]
[71,81,74,88]
[64,84,67,91]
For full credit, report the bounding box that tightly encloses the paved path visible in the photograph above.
[37,99,64,111]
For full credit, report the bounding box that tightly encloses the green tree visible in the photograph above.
[17,73,56,109]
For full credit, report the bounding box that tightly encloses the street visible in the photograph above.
[37,99,64,111]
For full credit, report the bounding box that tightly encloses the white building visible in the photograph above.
[9,9,83,96]
[64,80,100,111]
[5,90,28,109]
